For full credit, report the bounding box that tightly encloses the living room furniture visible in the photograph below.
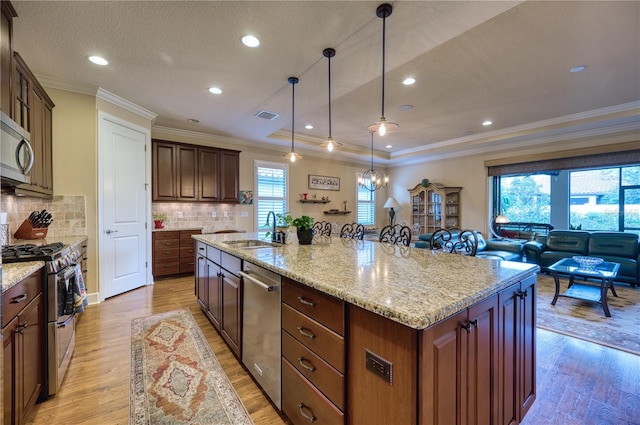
[408,182,462,235]
[416,229,525,261]
[496,221,554,240]
[430,228,479,256]
[524,230,640,286]
[379,224,412,246]
[548,257,620,317]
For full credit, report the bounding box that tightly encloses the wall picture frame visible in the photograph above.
[308,174,340,191]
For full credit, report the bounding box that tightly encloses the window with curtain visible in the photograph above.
[356,173,375,226]
[255,161,288,234]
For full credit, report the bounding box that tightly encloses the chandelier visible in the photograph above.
[358,132,388,192]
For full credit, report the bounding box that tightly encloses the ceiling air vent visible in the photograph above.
[255,110,279,121]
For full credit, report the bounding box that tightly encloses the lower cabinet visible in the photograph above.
[498,274,537,425]
[281,278,345,425]
[420,294,499,425]
[153,229,202,278]
[195,243,242,358]
[2,270,44,425]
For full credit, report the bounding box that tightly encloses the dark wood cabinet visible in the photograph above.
[498,275,536,425]
[3,269,44,425]
[152,229,202,278]
[196,244,242,358]
[420,294,499,425]
[1,0,17,115]
[283,278,346,425]
[12,52,54,197]
[152,139,240,203]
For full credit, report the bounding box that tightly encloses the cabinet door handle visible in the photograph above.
[297,296,315,307]
[16,321,28,334]
[297,357,316,372]
[515,290,527,299]
[11,294,27,304]
[460,319,478,334]
[297,403,316,423]
[297,326,316,340]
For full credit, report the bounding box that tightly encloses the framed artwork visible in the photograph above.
[239,190,253,204]
[308,174,340,191]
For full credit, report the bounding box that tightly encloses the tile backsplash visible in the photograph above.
[1,195,86,243]
[152,203,239,233]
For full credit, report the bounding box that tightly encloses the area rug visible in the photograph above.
[130,309,254,424]
[536,274,640,355]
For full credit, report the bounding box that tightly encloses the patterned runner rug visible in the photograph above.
[536,274,640,355]
[130,309,254,424]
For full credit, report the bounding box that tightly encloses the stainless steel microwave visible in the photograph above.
[1,111,33,185]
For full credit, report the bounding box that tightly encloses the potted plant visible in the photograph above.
[152,213,167,229]
[292,215,314,245]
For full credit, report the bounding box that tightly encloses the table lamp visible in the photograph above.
[383,197,400,226]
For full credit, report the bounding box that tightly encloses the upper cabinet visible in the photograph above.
[152,139,240,203]
[409,182,462,235]
[12,52,55,197]
[1,1,17,115]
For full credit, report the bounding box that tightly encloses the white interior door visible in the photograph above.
[98,112,149,299]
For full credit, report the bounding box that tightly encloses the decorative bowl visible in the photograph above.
[572,256,603,269]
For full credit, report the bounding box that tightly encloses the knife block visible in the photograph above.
[14,220,48,240]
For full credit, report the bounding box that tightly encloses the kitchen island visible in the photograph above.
[193,233,539,425]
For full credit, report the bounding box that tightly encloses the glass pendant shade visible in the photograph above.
[368,3,398,137]
[283,76,302,162]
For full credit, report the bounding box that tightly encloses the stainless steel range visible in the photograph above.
[2,242,84,397]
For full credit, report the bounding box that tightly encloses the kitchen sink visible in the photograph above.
[222,239,280,249]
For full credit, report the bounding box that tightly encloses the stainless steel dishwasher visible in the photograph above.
[239,261,282,409]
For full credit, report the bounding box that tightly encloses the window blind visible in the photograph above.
[255,161,288,231]
[357,174,375,225]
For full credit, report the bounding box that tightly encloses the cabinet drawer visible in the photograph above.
[282,358,344,425]
[179,257,196,273]
[153,261,180,276]
[180,246,196,258]
[179,230,201,243]
[153,247,179,259]
[282,330,344,410]
[221,252,241,276]
[154,239,180,250]
[3,270,41,327]
[282,304,344,372]
[207,245,221,264]
[282,278,344,335]
[154,231,179,241]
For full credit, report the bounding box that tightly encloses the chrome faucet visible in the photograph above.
[266,211,286,244]
[266,211,276,242]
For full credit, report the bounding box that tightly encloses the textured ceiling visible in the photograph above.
[11,1,640,166]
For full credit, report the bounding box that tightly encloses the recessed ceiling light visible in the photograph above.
[187,118,199,123]
[570,65,587,73]
[482,120,493,126]
[208,87,222,94]
[241,35,260,48]
[88,55,108,66]
[399,104,414,111]
[402,77,415,85]
[305,124,313,130]
[385,145,392,149]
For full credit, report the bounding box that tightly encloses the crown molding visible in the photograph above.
[35,74,97,96]
[96,88,157,121]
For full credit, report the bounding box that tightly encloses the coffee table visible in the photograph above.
[548,257,620,317]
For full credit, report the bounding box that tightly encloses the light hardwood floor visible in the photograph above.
[26,276,639,424]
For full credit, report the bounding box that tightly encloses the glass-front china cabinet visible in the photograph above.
[409,182,462,235]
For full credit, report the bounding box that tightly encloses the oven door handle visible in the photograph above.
[57,313,75,328]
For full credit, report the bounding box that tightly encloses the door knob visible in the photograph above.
[105,229,118,234]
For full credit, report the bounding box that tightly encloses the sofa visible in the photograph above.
[524,230,640,286]
[414,229,524,261]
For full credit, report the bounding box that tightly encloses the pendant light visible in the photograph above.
[319,48,342,152]
[284,77,302,162]
[367,3,399,136]
[358,131,389,192]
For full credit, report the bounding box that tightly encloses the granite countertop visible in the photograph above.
[10,235,87,248]
[193,233,540,330]
[2,261,45,293]
[152,227,203,232]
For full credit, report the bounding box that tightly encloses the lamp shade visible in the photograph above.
[495,214,510,224]
[384,197,400,209]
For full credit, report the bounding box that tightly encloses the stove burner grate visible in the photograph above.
[2,242,66,261]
